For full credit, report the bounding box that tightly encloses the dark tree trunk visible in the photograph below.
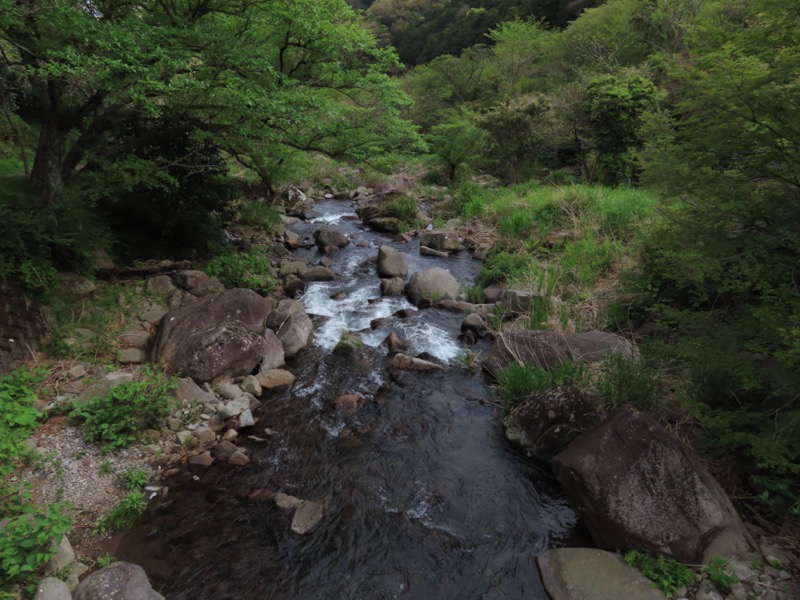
[30,118,67,205]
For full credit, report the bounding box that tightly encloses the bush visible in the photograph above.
[69,370,175,450]
[205,248,275,293]
[120,468,150,491]
[238,201,281,231]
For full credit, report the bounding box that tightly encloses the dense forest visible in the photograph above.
[1,0,799,592]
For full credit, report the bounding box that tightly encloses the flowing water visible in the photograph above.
[117,200,581,599]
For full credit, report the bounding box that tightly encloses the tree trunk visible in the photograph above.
[30,119,67,205]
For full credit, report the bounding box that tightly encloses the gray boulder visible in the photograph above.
[266,299,313,358]
[482,330,633,379]
[377,245,408,279]
[503,387,602,463]
[419,230,463,252]
[537,548,664,600]
[406,267,460,307]
[74,562,164,600]
[33,577,71,600]
[166,321,267,382]
[313,228,349,253]
[153,288,271,364]
[553,405,751,563]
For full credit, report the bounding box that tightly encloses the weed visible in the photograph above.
[594,353,661,414]
[98,460,115,476]
[95,492,147,533]
[457,350,481,372]
[205,248,275,293]
[623,550,694,596]
[69,369,175,451]
[119,468,150,491]
[496,360,590,410]
[96,554,116,568]
[706,557,738,592]
[464,284,486,304]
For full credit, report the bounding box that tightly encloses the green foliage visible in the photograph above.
[476,251,531,288]
[498,210,534,240]
[238,202,281,232]
[561,235,621,287]
[120,468,150,491]
[69,370,176,451]
[594,353,661,414]
[585,74,659,185]
[0,499,72,585]
[0,368,46,482]
[205,248,275,294]
[381,197,420,226]
[706,557,738,592]
[427,111,488,182]
[96,554,116,569]
[95,492,147,534]
[623,550,694,596]
[496,360,590,410]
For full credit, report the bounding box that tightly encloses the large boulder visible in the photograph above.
[553,405,751,563]
[503,387,602,463]
[153,288,270,362]
[266,299,313,358]
[406,267,460,306]
[482,331,633,379]
[377,245,408,279]
[74,562,164,600]
[165,321,267,382]
[313,228,349,253]
[152,289,271,381]
[419,230,463,252]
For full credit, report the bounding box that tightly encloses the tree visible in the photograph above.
[0,0,420,204]
[426,111,488,183]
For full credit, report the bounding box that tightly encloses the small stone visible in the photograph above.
[778,570,791,580]
[217,383,243,400]
[218,396,251,420]
[194,426,216,444]
[333,395,362,414]
[175,430,194,445]
[117,348,146,364]
[188,452,214,474]
[142,444,162,455]
[167,418,182,432]
[274,492,304,509]
[221,429,238,442]
[291,500,324,534]
[68,365,87,379]
[64,562,89,593]
[238,409,255,428]
[241,375,262,397]
[214,440,238,461]
[228,451,250,466]
[255,369,296,391]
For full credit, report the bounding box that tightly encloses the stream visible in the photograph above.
[116,199,581,599]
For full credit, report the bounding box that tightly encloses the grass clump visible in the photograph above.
[594,353,661,414]
[496,360,590,410]
[205,248,275,293]
[238,201,281,232]
[95,492,147,533]
[69,369,175,451]
[623,550,693,596]
[476,251,532,288]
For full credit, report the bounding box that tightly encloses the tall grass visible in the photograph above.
[497,360,591,410]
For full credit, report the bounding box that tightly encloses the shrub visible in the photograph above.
[95,492,147,533]
[120,468,150,491]
[69,370,175,450]
[706,557,738,592]
[623,550,694,596]
[205,248,275,293]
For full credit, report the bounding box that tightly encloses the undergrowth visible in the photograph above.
[623,550,693,596]
[205,248,275,293]
[496,360,590,410]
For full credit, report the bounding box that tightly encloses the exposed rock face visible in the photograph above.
[553,405,751,563]
[537,548,665,600]
[153,288,270,363]
[419,231,463,252]
[266,300,313,358]
[74,562,164,600]
[313,228,350,253]
[166,320,267,383]
[377,245,408,279]
[503,387,602,463]
[482,331,633,379]
[406,267,460,306]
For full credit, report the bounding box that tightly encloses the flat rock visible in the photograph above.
[119,330,152,349]
[76,372,134,405]
[228,450,250,466]
[419,230,463,252]
[188,452,214,474]
[255,369,296,391]
[218,396,251,420]
[537,548,664,600]
[390,353,442,371]
[74,562,164,600]
[117,348,146,364]
[291,500,324,534]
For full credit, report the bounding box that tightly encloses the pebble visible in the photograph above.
[228,451,250,466]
